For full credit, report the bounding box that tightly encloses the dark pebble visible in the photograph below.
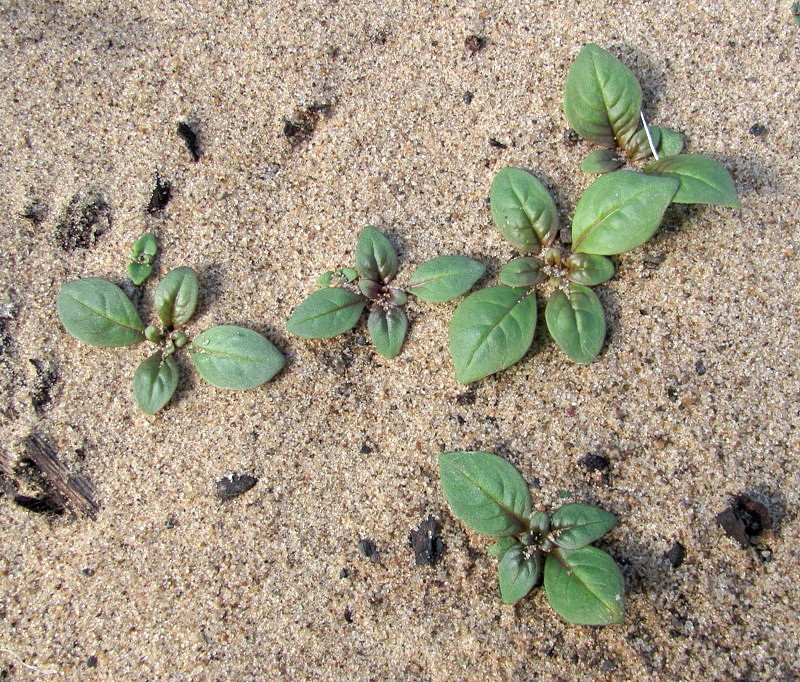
[462,91,474,104]
[749,124,767,136]
[409,515,445,566]
[357,538,379,561]
[215,473,258,500]
[666,541,686,568]
[339,568,349,578]
[86,656,98,668]
[695,360,707,376]
[716,493,773,548]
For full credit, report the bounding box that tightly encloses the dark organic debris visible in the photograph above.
[147,173,172,213]
[488,138,508,149]
[359,442,373,454]
[716,493,773,549]
[563,129,579,147]
[695,359,707,376]
[13,494,64,515]
[54,190,111,251]
[283,103,334,145]
[215,473,258,500]
[462,91,474,104]
[464,35,487,55]
[409,515,445,566]
[748,124,767,137]
[357,538,379,561]
[578,452,609,472]
[29,358,57,412]
[343,607,353,623]
[19,434,99,519]
[455,386,477,405]
[177,122,201,161]
[22,197,48,225]
[666,541,686,568]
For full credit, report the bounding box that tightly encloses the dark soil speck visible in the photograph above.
[215,473,258,500]
[409,515,445,566]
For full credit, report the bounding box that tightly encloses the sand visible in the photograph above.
[1,0,799,679]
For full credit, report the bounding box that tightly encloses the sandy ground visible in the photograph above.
[1,0,799,679]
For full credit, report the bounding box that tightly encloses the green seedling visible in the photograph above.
[127,232,158,285]
[57,263,285,414]
[439,451,624,625]
[286,226,485,359]
[449,44,739,383]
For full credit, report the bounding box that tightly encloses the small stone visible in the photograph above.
[357,538,379,561]
[666,541,685,568]
[748,124,767,136]
[716,494,773,549]
[563,129,579,147]
[215,473,258,500]
[695,360,707,376]
[339,568,350,578]
[86,656,98,668]
[462,91,474,104]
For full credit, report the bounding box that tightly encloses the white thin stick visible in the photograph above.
[0,647,58,675]
[640,110,659,161]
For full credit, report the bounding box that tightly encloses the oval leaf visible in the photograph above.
[355,226,398,283]
[131,232,157,261]
[550,504,617,550]
[407,256,486,303]
[127,263,153,286]
[188,325,285,389]
[57,278,145,347]
[653,127,684,157]
[499,545,543,604]
[644,154,740,207]
[286,288,366,338]
[488,536,521,560]
[133,352,179,414]
[499,257,546,288]
[544,547,625,625]
[571,171,679,255]
[490,168,559,252]
[439,451,532,537]
[368,306,408,359]
[154,267,199,328]
[565,253,614,286]
[545,284,605,364]
[580,150,624,174]
[449,286,538,384]
[563,44,642,148]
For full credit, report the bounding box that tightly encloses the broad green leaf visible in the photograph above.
[550,504,617,550]
[644,154,740,207]
[368,306,408,359]
[286,288,366,338]
[154,267,199,328]
[449,286,537,384]
[488,536,520,560]
[188,325,285,389]
[626,126,661,161]
[581,150,623,174]
[133,352,179,414]
[439,451,532,536]
[544,547,625,625]
[545,284,605,364]
[563,44,642,149]
[57,278,145,347]
[499,257,546,288]
[131,232,157,261]
[653,127,684,157]
[572,171,679,255]
[127,263,152,286]
[565,253,614,286]
[490,168,559,252]
[317,271,335,287]
[499,545,543,604]
[355,226,398,283]
[407,256,486,303]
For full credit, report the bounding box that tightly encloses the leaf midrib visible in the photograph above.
[453,463,530,530]
[66,291,143,332]
[462,291,531,370]
[573,183,652,251]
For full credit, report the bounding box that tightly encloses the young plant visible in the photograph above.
[439,451,624,625]
[286,226,485,359]
[127,232,157,285]
[448,44,740,384]
[57,249,285,413]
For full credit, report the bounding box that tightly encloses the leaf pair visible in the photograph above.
[439,451,624,625]
[287,226,485,360]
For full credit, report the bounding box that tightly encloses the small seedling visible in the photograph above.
[439,451,624,625]
[127,232,157,285]
[57,242,285,413]
[286,226,485,359]
[449,44,739,383]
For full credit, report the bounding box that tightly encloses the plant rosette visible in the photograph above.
[448,44,739,384]
[439,451,625,626]
[286,225,486,359]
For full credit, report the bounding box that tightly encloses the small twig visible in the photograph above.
[0,646,58,675]
[640,110,659,161]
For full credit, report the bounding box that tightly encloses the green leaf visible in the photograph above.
[580,150,623,174]
[499,545,543,604]
[317,271,335,287]
[565,254,614,286]
[132,352,179,414]
[571,171,679,255]
[368,306,408,359]
[286,288,366,338]
[407,256,486,303]
[154,267,199,328]
[653,127,684,157]
[563,44,642,149]
[544,547,625,625]
[449,286,538,384]
[439,451,532,536]
[127,263,153,286]
[545,284,605,364]
[499,257,546,288]
[550,504,617,550]
[131,232,157,261]
[644,154,740,207]
[488,536,520,560]
[188,325,285,389]
[57,278,145,347]
[626,126,661,161]
[355,226,398,283]
[490,168,559,252]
